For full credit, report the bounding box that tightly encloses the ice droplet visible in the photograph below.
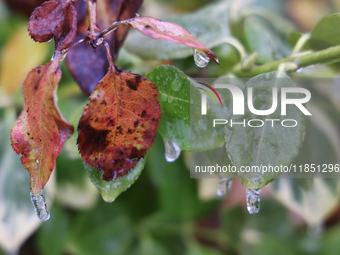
[164,139,181,162]
[246,189,261,214]
[217,178,232,197]
[193,49,209,68]
[296,67,303,73]
[30,189,50,221]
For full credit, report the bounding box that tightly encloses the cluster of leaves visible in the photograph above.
[4,0,340,254]
[9,0,218,195]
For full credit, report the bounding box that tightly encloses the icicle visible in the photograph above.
[30,189,50,221]
[246,188,261,214]
[217,178,232,197]
[193,49,210,68]
[164,139,181,162]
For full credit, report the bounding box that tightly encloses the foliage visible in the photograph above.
[2,0,340,254]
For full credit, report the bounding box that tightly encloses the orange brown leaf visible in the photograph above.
[125,16,219,64]
[77,67,161,181]
[10,58,74,194]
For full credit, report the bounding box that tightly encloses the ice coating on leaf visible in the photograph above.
[10,57,74,194]
[28,0,77,51]
[125,16,219,64]
[77,68,161,181]
[30,189,50,221]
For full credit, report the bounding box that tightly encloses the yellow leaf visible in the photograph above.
[0,25,48,96]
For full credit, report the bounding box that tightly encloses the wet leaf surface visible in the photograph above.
[10,58,74,194]
[86,157,146,202]
[225,71,305,189]
[77,67,161,181]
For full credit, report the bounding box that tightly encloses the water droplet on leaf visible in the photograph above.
[30,189,50,221]
[193,49,209,68]
[246,188,261,214]
[217,178,232,197]
[296,67,303,73]
[164,139,181,162]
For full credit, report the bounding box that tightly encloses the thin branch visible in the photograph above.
[103,41,117,72]
[232,45,340,77]
[87,0,98,36]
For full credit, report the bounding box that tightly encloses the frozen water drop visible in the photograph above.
[30,189,50,221]
[296,67,303,73]
[246,188,261,214]
[164,139,181,162]
[217,178,232,197]
[193,49,209,68]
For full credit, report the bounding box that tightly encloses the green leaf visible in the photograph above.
[147,65,232,152]
[310,13,340,50]
[37,204,69,255]
[323,224,340,255]
[86,157,147,203]
[225,71,305,189]
[146,65,201,126]
[221,206,246,246]
[69,200,133,255]
[271,105,340,226]
[125,1,231,60]
[186,243,223,255]
[243,16,290,64]
[130,236,172,255]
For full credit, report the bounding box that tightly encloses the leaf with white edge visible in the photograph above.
[271,105,340,226]
[225,71,305,189]
[56,151,98,209]
[310,13,340,50]
[86,157,147,202]
[0,108,55,254]
[125,1,230,60]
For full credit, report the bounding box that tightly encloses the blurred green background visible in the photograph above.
[2,0,340,254]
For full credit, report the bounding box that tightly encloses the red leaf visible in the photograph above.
[77,67,161,181]
[125,16,219,64]
[66,0,143,96]
[28,0,77,51]
[11,58,74,194]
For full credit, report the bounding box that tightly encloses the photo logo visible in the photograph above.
[197,82,222,115]
[197,82,312,128]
